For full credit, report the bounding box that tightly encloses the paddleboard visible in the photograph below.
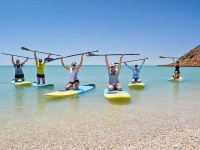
[168,77,183,82]
[128,82,145,88]
[104,89,130,100]
[11,79,31,86]
[32,82,54,87]
[44,84,96,98]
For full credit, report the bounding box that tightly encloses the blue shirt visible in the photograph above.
[125,60,144,79]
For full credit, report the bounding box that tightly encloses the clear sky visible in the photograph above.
[0,0,199,65]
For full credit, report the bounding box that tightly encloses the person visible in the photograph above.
[173,59,180,78]
[12,56,29,82]
[124,59,145,83]
[61,53,84,90]
[34,51,51,84]
[105,54,124,91]
[173,70,179,79]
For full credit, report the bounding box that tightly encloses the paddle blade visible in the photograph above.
[44,58,54,62]
[86,52,97,56]
[21,47,29,50]
[159,56,164,58]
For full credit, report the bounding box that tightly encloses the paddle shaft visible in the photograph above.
[1,53,34,59]
[114,58,148,64]
[159,56,179,59]
[21,47,61,56]
[45,50,98,62]
[87,53,139,56]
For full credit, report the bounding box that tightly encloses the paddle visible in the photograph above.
[86,52,139,56]
[159,56,179,59]
[21,47,61,56]
[44,50,98,63]
[1,53,34,59]
[114,58,148,64]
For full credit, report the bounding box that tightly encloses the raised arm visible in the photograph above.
[124,62,133,70]
[61,58,70,70]
[172,58,176,66]
[118,54,124,71]
[34,51,37,60]
[22,57,29,65]
[77,53,84,71]
[105,55,110,70]
[11,55,15,65]
[139,59,145,70]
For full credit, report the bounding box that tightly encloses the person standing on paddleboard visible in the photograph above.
[12,55,29,82]
[105,54,124,91]
[34,51,51,84]
[173,59,180,78]
[124,59,145,83]
[61,53,84,90]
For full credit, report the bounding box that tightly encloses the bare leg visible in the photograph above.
[21,77,25,81]
[137,78,141,83]
[131,78,135,83]
[15,78,18,82]
[108,84,114,91]
[42,78,45,84]
[37,77,40,84]
[117,83,122,91]
[65,83,72,90]
[72,82,79,90]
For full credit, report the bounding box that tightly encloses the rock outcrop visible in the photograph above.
[163,45,200,67]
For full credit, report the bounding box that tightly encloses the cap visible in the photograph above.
[16,59,20,62]
[110,62,115,67]
[39,58,42,62]
[71,62,76,66]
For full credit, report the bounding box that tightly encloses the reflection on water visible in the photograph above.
[106,98,131,105]
[172,82,181,102]
[36,86,54,110]
[14,86,26,112]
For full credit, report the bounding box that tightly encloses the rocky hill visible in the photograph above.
[164,45,200,67]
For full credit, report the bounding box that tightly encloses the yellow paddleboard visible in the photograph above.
[11,80,31,86]
[128,82,145,88]
[104,89,130,100]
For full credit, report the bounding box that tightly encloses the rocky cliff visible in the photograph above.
[164,45,200,67]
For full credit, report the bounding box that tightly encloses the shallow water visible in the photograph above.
[0,65,200,119]
[0,65,200,149]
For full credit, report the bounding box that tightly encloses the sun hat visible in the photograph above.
[110,62,115,67]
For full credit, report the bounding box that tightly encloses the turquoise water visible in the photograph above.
[0,65,200,121]
[1,65,200,148]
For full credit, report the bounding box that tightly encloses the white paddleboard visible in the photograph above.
[168,77,184,82]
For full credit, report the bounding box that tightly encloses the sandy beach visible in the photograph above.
[1,100,200,150]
